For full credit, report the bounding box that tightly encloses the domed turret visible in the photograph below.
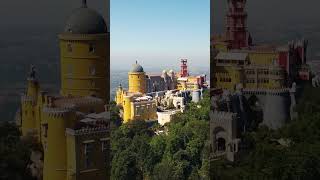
[59,0,109,102]
[64,0,108,34]
[168,69,175,77]
[130,61,144,73]
[162,70,168,77]
[128,61,146,93]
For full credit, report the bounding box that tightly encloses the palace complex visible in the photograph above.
[210,0,311,162]
[115,60,208,124]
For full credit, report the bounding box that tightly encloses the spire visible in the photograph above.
[28,64,36,80]
[82,0,88,8]
[136,60,138,64]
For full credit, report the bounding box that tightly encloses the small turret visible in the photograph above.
[27,65,40,97]
[21,65,40,137]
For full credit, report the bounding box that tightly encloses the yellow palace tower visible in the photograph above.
[128,61,146,94]
[19,1,110,180]
[59,0,110,102]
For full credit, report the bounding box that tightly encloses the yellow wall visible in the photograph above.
[128,72,146,94]
[66,133,109,180]
[115,88,124,106]
[123,96,132,123]
[248,52,278,66]
[59,34,109,102]
[21,100,36,136]
[214,43,228,52]
[177,81,186,90]
[130,100,157,121]
[66,132,76,180]
[215,66,243,91]
[43,111,74,180]
[21,79,40,137]
[27,79,39,97]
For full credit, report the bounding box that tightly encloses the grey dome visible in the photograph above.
[131,63,144,73]
[64,7,108,34]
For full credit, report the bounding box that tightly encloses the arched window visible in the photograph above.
[217,138,226,151]
[89,65,96,76]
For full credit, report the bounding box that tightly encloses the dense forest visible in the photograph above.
[0,122,39,180]
[110,91,211,180]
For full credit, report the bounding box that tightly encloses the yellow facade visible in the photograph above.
[247,51,278,66]
[123,96,132,123]
[130,100,157,121]
[128,72,146,94]
[21,79,39,136]
[213,49,285,91]
[214,43,228,52]
[115,85,124,105]
[176,77,201,91]
[66,129,109,180]
[121,95,157,123]
[215,67,243,91]
[59,34,109,102]
[42,110,75,180]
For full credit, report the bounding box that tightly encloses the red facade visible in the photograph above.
[180,59,189,77]
[226,0,250,49]
[278,51,289,73]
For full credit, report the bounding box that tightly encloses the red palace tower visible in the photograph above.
[226,0,252,49]
[180,59,189,77]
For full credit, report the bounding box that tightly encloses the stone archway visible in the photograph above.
[212,127,228,154]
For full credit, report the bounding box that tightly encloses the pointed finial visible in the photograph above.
[82,0,88,8]
[29,64,36,79]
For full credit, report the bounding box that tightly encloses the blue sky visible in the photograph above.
[110,0,210,71]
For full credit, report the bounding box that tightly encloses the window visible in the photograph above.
[67,43,72,52]
[89,44,95,53]
[43,124,48,138]
[67,65,73,76]
[84,142,94,168]
[101,139,108,163]
[91,80,95,88]
[89,65,96,76]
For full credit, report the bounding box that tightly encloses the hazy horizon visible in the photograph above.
[110,0,210,70]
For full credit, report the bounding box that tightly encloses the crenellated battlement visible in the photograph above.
[210,111,237,122]
[58,33,108,41]
[54,96,104,109]
[242,88,290,96]
[42,106,75,118]
[66,126,108,136]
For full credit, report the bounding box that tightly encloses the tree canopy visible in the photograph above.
[0,122,37,180]
[110,90,210,180]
